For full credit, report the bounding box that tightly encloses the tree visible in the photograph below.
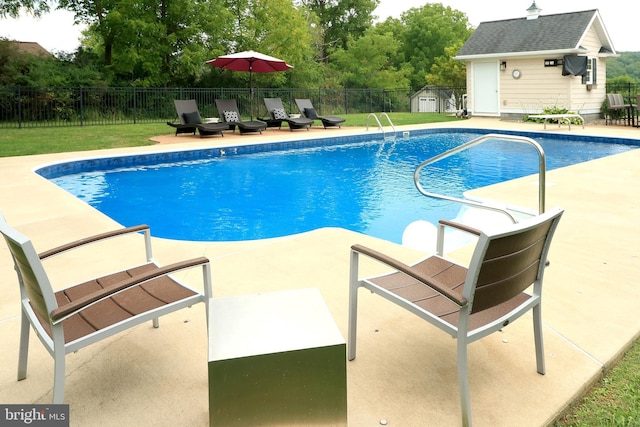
[0,38,29,85]
[216,0,320,88]
[606,52,640,82]
[66,0,234,86]
[0,0,49,18]
[330,27,410,89]
[426,42,466,87]
[426,42,467,110]
[298,0,379,63]
[0,39,103,87]
[400,3,472,89]
[67,0,320,87]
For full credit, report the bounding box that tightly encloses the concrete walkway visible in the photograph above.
[0,118,639,426]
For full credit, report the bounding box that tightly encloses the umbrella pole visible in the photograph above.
[249,66,254,120]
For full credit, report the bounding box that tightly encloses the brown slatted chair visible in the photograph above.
[348,207,564,426]
[0,214,212,404]
[605,93,632,126]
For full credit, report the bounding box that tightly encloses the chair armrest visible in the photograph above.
[39,225,150,260]
[438,219,482,236]
[351,244,467,307]
[50,256,210,323]
[435,219,481,256]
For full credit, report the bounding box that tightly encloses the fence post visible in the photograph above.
[344,88,348,115]
[133,87,137,124]
[384,90,389,112]
[79,87,84,126]
[17,86,22,129]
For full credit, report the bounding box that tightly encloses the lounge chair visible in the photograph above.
[167,99,228,137]
[348,207,564,426]
[214,99,268,134]
[259,98,313,131]
[294,98,345,128]
[0,214,212,403]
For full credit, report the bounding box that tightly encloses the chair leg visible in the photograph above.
[17,309,30,381]
[153,318,159,328]
[347,250,360,361]
[457,337,472,427]
[533,304,546,375]
[52,327,66,404]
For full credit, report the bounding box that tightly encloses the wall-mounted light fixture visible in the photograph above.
[500,61,507,71]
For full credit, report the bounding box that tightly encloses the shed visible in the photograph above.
[410,86,459,113]
[454,3,616,121]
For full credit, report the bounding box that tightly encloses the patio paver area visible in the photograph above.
[1,118,639,426]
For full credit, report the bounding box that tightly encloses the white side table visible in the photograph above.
[208,288,347,426]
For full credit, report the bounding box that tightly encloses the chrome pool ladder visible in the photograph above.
[367,113,397,140]
[413,133,547,224]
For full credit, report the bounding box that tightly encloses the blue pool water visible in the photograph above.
[43,129,637,243]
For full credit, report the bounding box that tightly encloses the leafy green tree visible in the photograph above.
[400,3,472,89]
[330,27,410,89]
[58,0,116,65]
[214,0,319,89]
[0,38,28,85]
[427,42,466,110]
[0,0,49,17]
[606,52,640,82]
[68,0,234,86]
[297,0,379,63]
[0,38,102,86]
[607,75,635,85]
[426,42,466,87]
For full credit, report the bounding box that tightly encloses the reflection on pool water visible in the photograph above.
[42,129,637,243]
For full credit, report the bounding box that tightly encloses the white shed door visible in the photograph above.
[472,62,499,116]
[418,97,437,112]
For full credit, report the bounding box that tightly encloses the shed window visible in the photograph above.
[583,58,597,85]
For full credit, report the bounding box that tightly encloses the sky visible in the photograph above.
[0,0,637,53]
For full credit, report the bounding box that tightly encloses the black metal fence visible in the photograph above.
[606,82,640,100]
[2,82,638,129]
[0,86,419,129]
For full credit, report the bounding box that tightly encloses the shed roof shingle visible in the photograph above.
[456,10,598,57]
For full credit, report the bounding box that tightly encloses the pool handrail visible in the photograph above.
[366,113,397,139]
[413,133,546,223]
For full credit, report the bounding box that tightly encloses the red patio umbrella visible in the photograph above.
[206,50,293,119]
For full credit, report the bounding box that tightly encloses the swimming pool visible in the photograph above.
[41,129,638,243]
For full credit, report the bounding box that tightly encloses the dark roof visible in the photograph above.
[456,9,601,57]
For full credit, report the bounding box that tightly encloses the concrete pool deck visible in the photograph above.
[0,118,639,426]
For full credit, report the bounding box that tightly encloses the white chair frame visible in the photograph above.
[1,215,212,404]
[348,207,564,426]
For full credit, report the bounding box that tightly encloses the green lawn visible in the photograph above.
[0,112,460,157]
[554,342,640,426]
[0,123,163,157]
[1,115,638,425]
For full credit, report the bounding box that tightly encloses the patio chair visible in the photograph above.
[294,98,345,128]
[214,99,267,134]
[0,214,213,404]
[605,94,632,126]
[167,99,228,137]
[259,98,313,131]
[348,207,564,426]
